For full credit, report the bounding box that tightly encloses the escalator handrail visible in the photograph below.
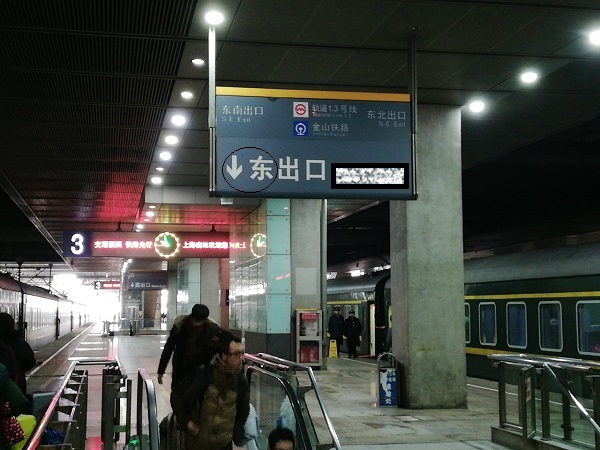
[253,353,342,450]
[137,368,159,450]
[246,365,314,450]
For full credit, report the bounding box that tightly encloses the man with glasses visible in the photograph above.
[175,330,250,450]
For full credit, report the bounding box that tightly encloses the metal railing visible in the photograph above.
[24,357,131,450]
[101,357,132,446]
[489,354,600,449]
[245,352,342,450]
[24,361,88,450]
[129,368,160,450]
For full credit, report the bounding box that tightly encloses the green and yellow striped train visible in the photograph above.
[327,242,600,379]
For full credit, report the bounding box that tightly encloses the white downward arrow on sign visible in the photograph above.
[226,155,243,179]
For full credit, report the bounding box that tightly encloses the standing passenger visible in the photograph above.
[157,304,221,409]
[344,310,362,359]
[174,331,250,450]
[327,306,344,357]
[0,313,36,394]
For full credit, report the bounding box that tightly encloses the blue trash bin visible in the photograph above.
[377,352,398,407]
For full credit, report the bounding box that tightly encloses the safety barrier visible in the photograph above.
[101,357,132,447]
[23,357,131,450]
[489,354,600,450]
[245,352,342,450]
[123,369,160,450]
[23,362,88,450]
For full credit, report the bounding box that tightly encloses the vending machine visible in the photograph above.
[295,309,322,367]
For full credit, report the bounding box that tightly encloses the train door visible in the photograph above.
[369,303,376,356]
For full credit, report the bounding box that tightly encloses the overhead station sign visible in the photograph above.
[63,231,239,259]
[128,271,168,290]
[214,87,415,200]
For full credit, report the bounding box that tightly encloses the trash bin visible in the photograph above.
[376,352,398,407]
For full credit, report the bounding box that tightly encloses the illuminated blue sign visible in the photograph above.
[214,87,415,200]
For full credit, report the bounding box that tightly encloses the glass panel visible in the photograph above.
[464,303,471,343]
[248,370,306,450]
[539,302,562,351]
[507,303,527,348]
[479,303,496,345]
[577,301,600,354]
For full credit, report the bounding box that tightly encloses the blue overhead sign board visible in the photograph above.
[214,87,415,200]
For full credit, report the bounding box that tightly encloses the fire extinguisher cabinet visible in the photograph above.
[295,309,322,367]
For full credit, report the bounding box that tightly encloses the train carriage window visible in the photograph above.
[478,302,496,346]
[464,303,471,343]
[576,301,600,355]
[506,302,527,349]
[539,302,562,352]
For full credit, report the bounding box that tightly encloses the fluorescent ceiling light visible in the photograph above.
[171,115,186,126]
[469,101,485,113]
[164,135,178,145]
[520,71,538,83]
[205,11,224,25]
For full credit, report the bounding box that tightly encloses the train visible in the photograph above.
[326,242,600,379]
[0,272,89,350]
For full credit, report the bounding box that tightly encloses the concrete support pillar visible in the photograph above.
[290,199,323,311]
[390,104,466,408]
[200,258,221,326]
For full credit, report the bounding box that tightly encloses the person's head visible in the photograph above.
[348,310,355,317]
[215,330,244,373]
[190,304,209,322]
[0,313,15,334]
[333,306,341,315]
[268,427,295,450]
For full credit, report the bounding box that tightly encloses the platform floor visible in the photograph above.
[27,323,510,450]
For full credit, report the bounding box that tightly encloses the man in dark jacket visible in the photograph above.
[157,304,221,409]
[175,331,249,450]
[0,313,36,394]
[344,310,362,358]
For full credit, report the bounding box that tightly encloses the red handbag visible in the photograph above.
[0,402,26,445]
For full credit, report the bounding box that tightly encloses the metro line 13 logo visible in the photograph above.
[154,232,181,258]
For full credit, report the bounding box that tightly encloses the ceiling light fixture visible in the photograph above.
[469,100,485,113]
[520,71,538,83]
[164,135,178,145]
[151,176,163,185]
[159,151,172,161]
[145,211,155,218]
[136,224,144,230]
[191,58,205,66]
[156,167,164,172]
[590,30,600,46]
[205,11,224,25]
[148,205,156,209]
[171,115,186,126]
[181,91,193,99]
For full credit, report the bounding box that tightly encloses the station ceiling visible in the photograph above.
[0,0,599,287]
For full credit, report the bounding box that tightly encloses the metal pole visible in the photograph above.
[407,34,418,199]
[208,25,216,195]
[541,369,551,439]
